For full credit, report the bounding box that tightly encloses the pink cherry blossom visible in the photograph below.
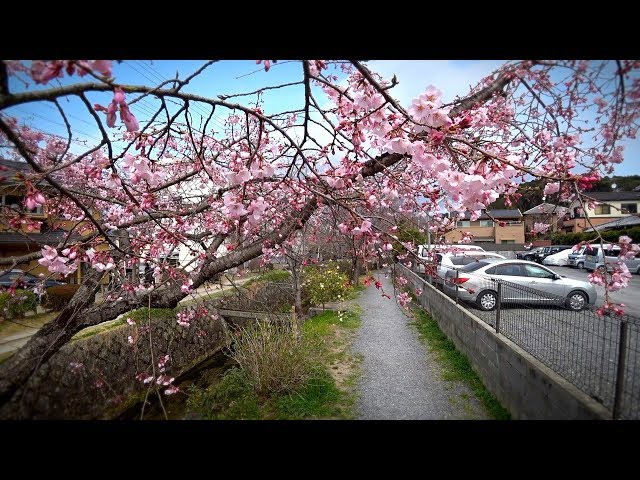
[530,222,551,235]
[119,104,139,132]
[222,194,248,218]
[544,182,560,195]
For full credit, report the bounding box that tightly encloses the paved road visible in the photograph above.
[0,331,35,356]
[552,264,640,318]
[352,272,489,420]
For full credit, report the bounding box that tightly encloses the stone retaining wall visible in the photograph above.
[0,312,229,419]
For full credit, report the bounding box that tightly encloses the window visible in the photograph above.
[523,264,555,279]
[501,239,516,244]
[456,220,471,227]
[495,264,524,276]
[621,203,638,214]
[459,261,490,272]
[479,220,494,227]
[1,194,43,215]
[603,248,620,258]
[594,204,611,215]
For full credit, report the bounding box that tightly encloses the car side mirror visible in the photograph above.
[553,274,561,280]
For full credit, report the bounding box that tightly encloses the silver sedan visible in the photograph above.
[443,258,597,312]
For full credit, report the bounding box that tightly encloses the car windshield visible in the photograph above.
[459,261,490,272]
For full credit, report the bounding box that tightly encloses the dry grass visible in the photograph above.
[229,320,321,396]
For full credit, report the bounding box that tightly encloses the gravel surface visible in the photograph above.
[353,271,489,420]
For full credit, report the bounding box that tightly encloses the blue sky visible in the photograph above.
[4,60,639,178]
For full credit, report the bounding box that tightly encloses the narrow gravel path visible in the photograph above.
[353,271,489,420]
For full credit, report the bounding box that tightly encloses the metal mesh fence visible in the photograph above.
[413,268,640,419]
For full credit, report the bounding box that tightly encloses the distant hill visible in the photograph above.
[586,175,640,192]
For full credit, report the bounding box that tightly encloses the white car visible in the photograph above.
[433,251,506,285]
[415,244,485,274]
[542,248,573,267]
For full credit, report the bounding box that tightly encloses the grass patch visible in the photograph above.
[275,368,343,419]
[411,306,511,420]
[343,282,366,300]
[244,269,291,287]
[186,307,363,420]
[71,308,176,341]
[303,308,361,338]
[187,368,261,420]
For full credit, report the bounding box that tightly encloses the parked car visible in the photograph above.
[415,244,485,274]
[584,244,622,272]
[515,247,543,261]
[443,258,596,312]
[534,245,574,264]
[567,246,588,269]
[542,248,573,267]
[0,269,64,290]
[434,251,506,286]
[624,253,640,274]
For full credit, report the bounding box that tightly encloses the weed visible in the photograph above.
[411,307,511,420]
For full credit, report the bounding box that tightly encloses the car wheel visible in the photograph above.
[597,265,606,273]
[637,266,640,275]
[566,291,587,311]
[577,261,584,270]
[476,290,498,311]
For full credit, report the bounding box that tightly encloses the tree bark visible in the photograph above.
[0,66,522,410]
[0,197,319,408]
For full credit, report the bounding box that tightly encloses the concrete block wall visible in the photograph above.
[398,264,610,420]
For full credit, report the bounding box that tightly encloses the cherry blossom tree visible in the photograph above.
[0,59,639,409]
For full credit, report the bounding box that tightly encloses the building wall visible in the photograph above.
[445,224,525,244]
[564,199,639,233]
[562,216,623,233]
[524,214,562,233]
[581,199,638,218]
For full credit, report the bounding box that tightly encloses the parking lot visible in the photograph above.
[546,264,640,318]
[430,262,640,418]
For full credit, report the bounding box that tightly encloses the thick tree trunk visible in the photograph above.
[351,256,362,285]
[0,197,319,410]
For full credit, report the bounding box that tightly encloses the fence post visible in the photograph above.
[495,281,502,334]
[612,318,629,420]
[455,270,459,304]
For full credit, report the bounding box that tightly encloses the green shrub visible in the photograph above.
[330,259,352,276]
[250,269,291,285]
[0,289,37,319]
[229,320,320,396]
[303,261,350,308]
[550,227,640,246]
[186,368,261,420]
[42,284,81,311]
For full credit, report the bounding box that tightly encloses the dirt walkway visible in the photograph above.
[352,271,489,419]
